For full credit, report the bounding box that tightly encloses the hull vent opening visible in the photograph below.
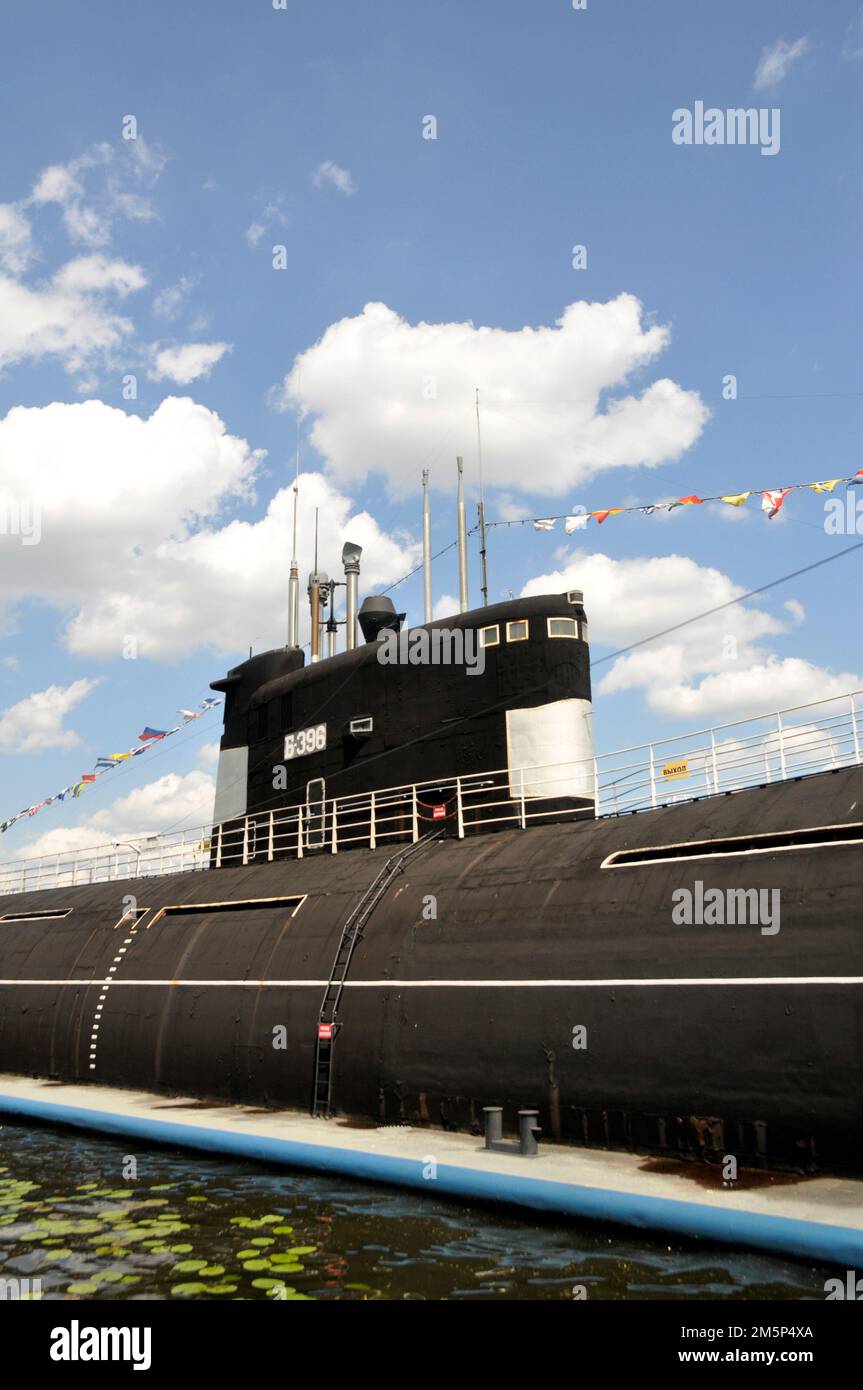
[602,821,863,869]
[0,908,73,923]
[148,895,305,927]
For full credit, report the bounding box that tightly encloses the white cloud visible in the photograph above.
[149,341,231,384]
[521,550,859,724]
[0,140,171,377]
[7,769,215,861]
[244,197,289,249]
[784,598,805,626]
[432,594,458,620]
[844,8,863,58]
[0,254,146,373]
[196,741,221,769]
[28,137,166,248]
[0,394,417,660]
[152,275,195,320]
[312,161,357,196]
[754,36,810,90]
[0,678,99,753]
[0,203,33,274]
[276,297,708,499]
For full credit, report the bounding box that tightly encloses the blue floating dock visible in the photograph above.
[1,1074,860,1268]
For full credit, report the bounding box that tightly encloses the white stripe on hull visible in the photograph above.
[1,976,862,988]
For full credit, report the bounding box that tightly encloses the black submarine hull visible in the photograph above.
[1,764,861,1171]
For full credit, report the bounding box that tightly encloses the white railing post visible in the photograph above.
[852,694,861,766]
[297,806,304,858]
[331,799,338,854]
[268,810,274,862]
[648,744,657,808]
[456,777,465,838]
[519,768,526,829]
[593,755,600,817]
[710,729,719,794]
[777,713,788,782]
[215,823,222,868]
[242,817,249,866]
[370,792,376,850]
[411,785,419,843]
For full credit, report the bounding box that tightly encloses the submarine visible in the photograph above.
[0,518,862,1176]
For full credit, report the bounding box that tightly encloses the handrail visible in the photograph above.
[1,687,861,896]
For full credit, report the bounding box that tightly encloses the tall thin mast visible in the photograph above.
[287,412,300,647]
[309,507,321,663]
[422,468,433,622]
[456,456,469,613]
[476,387,489,606]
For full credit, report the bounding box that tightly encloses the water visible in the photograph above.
[0,1119,833,1300]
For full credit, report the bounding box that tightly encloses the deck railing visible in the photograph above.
[1,688,861,897]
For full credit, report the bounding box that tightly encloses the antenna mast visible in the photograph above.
[287,412,300,647]
[422,468,433,622]
[476,387,489,607]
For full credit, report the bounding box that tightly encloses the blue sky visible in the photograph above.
[1,0,862,857]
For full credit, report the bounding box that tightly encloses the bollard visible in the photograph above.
[518,1109,541,1157]
[483,1106,503,1150]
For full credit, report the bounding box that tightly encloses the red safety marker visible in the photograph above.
[432,804,446,821]
[318,1023,333,1040]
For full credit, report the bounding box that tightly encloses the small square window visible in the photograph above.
[479,624,499,648]
[548,617,578,638]
[506,620,529,643]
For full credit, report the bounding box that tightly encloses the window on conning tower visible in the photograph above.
[506,620,529,643]
[547,617,578,639]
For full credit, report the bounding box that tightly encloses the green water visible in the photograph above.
[0,1118,834,1300]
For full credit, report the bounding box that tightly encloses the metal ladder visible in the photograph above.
[312,827,444,1117]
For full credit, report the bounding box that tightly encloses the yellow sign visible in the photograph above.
[661,758,689,781]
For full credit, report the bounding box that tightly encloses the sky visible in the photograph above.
[1,0,862,860]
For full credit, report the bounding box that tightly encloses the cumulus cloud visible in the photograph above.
[275,297,708,498]
[196,741,221,769]
[149,341,231,384]
[0,203,33,274]
[0,139,168,375]
[0,678,99,753]
[0,254,146,373]
[0,395,417,660]
[521,550,859,724]
[754,36,810,90]
[6,769,215,861]
[312,161,357,195]
[29,137,166,248]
